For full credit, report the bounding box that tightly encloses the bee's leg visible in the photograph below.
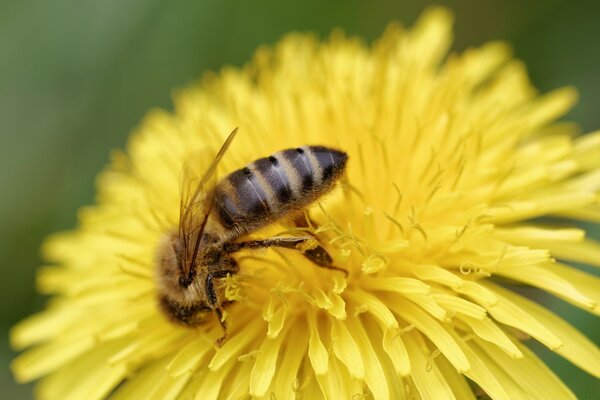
[205,266,238,346]
[225,238,347,276]
[291,214,348,273]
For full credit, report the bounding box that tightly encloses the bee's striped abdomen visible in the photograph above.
[213,146,347,236]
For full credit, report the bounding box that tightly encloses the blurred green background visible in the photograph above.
[1,0,599,398]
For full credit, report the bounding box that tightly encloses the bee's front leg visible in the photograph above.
[205,265,238,346]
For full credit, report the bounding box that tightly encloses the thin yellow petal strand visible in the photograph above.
[409,7,453,68]
[347,289,399,329]
[307,313,329,375]
[455,281,499,307]
[543,238,600,268]
[432,294,487,320]
[403,331,456,400]
[411,265,463,288]
[382,328,411,376]
[364,277,431,294]
[524,87,578,130]
[456,315,522,358]
[496,264,594,309]
[494,226,584,245]
[546,262,600,315]
[10,306,75,350]
[390,298,470,373]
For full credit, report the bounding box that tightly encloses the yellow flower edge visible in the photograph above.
[11,7,600,400]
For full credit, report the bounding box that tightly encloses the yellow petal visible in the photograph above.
[408,6,453,69]
[249,331,287,397]
[12,336,95,383]
[111,357,171,400]
[411,264,463,288]
[490,283,600,378]
[307,312,329,375]
[456,315,522,358]
[274,321,309,400]
[365,276,431,294]
[455,281,498,307]
[498,263,595,309]
[347,289,398,329]
[36,338,130,400]
[473,337,576,400]
[403,331,456,400]
[481,283,562,349]
[167,339,212,377]
[545,262,600,315]
[332,320,365,379]
[542,237,600,268]
[432,294,487,320]
[435,355,477,400]
[346,316,390,400]
[382,328,411,376]
[446,329,511,400]
[208,320,262,370]
[194,358,235,400]
[388,298,470,372]
[315,356,360,400]
[10,305,78,350]
[493,226,584,245]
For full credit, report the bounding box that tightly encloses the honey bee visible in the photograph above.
[155,128,348,343]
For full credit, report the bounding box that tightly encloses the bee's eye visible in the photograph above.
[178,266,195,288]
[178,275,190,287]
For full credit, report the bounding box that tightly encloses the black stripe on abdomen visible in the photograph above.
[214,167,270,228]
[281,148,313,191]
[253,156,293,203]
[309,146,347,183]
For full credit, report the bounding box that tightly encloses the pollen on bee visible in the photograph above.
[223,273,244,302]
[294,238,319,252]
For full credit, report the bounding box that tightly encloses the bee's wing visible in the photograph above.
[178,128,239,275]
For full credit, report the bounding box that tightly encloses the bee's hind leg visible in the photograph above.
[225,237,347,276]
[292,213,348,275]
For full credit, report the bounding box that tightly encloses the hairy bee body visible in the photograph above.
[155,136,347,342]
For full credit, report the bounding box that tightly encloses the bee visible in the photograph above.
[155,128,348,343]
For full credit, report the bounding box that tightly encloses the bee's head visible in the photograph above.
[155,232,204,306]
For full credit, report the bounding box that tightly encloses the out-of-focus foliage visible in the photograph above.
[1,1,598,398]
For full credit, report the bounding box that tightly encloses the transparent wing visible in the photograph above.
[178,127,239,277]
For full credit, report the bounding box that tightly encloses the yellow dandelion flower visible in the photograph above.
[11,7,600,400]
